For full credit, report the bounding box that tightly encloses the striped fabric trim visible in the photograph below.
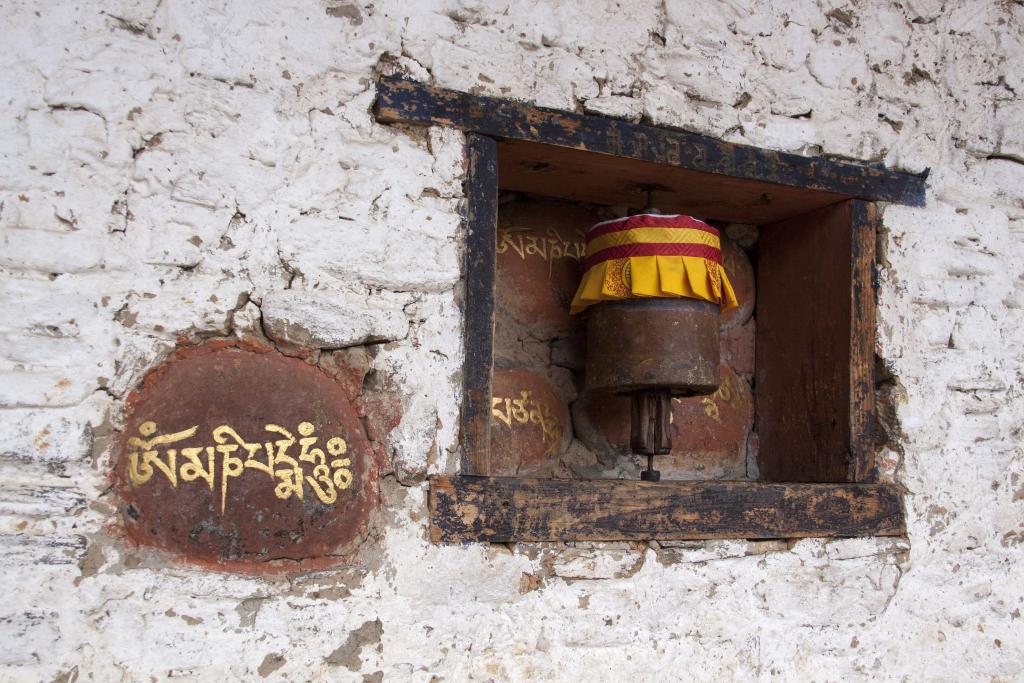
[586,213,719,242]
[583,243,723,270]
[587,227,721,255]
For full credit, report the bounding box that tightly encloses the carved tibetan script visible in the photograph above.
[126,420,354,513]
[116,341,378,566]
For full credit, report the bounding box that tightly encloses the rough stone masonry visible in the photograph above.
[1,0,1023,680]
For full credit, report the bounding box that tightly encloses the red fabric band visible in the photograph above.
[583,243,723,270]
[585,214,720,242]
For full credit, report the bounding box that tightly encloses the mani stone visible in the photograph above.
[116,340,380,569]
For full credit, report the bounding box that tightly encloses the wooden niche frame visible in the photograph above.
[374,76,923,544]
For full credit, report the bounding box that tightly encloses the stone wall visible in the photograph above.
[1,0,1022,679]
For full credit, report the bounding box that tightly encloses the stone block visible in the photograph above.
[261,289,409,350]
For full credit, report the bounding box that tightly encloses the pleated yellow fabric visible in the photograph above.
[570,214,739,314]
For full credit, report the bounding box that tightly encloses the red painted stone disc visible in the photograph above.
[720,237,755,331]
[495,200,596,338]
[489,368,571,476]
[115,341,378,568]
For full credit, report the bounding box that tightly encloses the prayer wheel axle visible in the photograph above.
[630,390,672,482]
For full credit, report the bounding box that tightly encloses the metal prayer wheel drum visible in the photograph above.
[584,298,721,397]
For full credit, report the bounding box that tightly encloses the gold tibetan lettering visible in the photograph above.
[214,426,269,479]
[179,446,215,491]
[266,424,304,501]
[327,437,352,491]
[125,420,356,511]
[497,227,528,259]
[491,397,513,427]
[126,421,197,488]
[510,391,531,423]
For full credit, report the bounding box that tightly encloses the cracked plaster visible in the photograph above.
[0,0,1022,680]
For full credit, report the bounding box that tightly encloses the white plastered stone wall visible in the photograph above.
[0,0,1022,680]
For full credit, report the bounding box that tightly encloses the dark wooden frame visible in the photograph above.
[460,134,499,476]
[375,77,919,543]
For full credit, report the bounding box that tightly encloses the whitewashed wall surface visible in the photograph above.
[1,0,1023,680]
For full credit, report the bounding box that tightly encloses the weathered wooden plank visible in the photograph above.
[374,76,927,207]
[849,200,878,482]
[496,139,848,224]
[460,134,498,475]
[757,201,854,482]
[429,476,905,543]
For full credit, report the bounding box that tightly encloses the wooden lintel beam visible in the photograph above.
[374,76,927,207]
[429,476,905,543]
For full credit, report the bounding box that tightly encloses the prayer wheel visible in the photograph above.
[571,213,737,481]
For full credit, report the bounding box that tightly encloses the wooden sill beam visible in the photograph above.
[429,476,905,543]
[374,76,927,207]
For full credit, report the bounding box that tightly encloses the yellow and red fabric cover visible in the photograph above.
[570,213,739,314]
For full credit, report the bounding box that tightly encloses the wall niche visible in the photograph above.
[374,76,925,543]
[490,194,757,484]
